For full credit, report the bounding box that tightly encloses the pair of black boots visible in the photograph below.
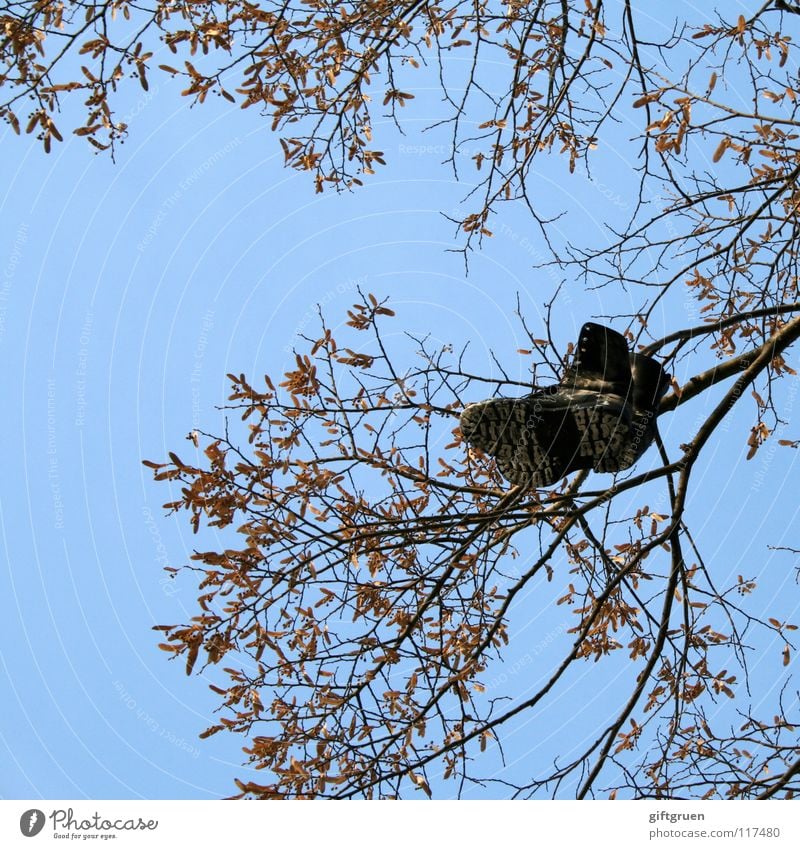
[459,323,670,488]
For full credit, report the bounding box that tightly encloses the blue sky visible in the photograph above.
[2,2,799,800]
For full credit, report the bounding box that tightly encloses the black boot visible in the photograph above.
[459,323,669,488]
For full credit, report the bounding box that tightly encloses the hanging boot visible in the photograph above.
[459,323,669,488]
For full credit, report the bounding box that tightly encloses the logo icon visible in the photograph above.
[19,809,46,837]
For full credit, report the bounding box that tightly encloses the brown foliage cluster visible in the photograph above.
[3,2,799,257]
[147,294,522,797]
[147,293,800,799]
